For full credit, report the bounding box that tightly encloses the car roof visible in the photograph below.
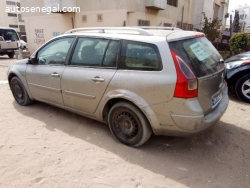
[0,27,17,31]
[61,27,202,43]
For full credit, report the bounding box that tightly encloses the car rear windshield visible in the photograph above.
[169,37,224,77]
[0,29,19,41]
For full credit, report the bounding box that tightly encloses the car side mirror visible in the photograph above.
[27,57,36,64]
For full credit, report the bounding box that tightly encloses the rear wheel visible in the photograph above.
[10,77,33,106]
[235,74,250,103]
[8,52,14,59]
[108,102,152,147]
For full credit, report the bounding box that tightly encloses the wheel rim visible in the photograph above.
[112,109,140,143]
[241,79,250,99]
[11,81,24,103]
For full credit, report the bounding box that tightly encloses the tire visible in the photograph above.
[8,52,14,59]
[235,74,250,103]
[10,77,33,106]
[108,102,152,147]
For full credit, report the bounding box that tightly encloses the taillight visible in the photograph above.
[195,33,205,38]
[243,61,250,65]
[171,50,198,98]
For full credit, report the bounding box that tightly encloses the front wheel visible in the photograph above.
[10,77,33,106]
[108,102,152,147]
[235,74,250,103]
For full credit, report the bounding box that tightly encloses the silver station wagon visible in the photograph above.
[7,27,229,147]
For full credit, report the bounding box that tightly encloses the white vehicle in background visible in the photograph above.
[0,27,20,58]
[20,40,28,49]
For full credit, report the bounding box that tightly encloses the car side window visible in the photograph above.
[102,40,119,67]
[120,40,162,71]
[37,37,74,65]
[70,38,109,67]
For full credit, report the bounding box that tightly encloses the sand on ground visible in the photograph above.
[0,56,250,188]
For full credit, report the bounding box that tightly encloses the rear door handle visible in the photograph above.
[51,73,60,77]
[91,77,105,82]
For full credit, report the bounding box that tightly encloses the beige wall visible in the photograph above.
[24,13,74,53]
[0,0,25,32]
[76,0,139,12]
[20,0,196,53]
[21,0,75,53]
[75,0,194,27]
[0,0,6,27]
[75,10,128,27]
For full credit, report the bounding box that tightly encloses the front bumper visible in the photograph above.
[0,48,19,54]
[225,64,250,86]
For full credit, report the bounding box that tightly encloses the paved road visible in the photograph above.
[0,57,250,188]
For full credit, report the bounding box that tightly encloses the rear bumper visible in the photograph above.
[143,85,229,137]
[0,48,18,54]
[171,86,228,135]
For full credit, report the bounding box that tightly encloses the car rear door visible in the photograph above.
[61,37,119,113]
[169,36,225,115]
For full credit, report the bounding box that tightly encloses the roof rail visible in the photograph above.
[134,26,182,31]
[65,27,154,36]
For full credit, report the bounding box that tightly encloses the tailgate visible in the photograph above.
[169,36,225,115]
[197,70,225,115]
[0,41,18,49]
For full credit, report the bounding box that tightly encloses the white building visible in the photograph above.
[237,6,250,30]
[193,0,229,30]
[0,0,26,36]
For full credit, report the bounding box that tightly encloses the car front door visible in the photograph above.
[26,37,74,106]
[61,37,120,113]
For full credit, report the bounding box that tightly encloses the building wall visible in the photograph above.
[20,0,195,53]
[0,0,26,33]
[193,0,229,30]
[0,1,6,26]
[23,13,74,53]
[75,0,194,27]
[237,6,250,30]
[74,10,128,27]
[193,0,204,29]
[218,3,229,29]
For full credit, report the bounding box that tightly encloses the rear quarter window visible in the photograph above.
[169,37,224,77]
[119,40,162,71]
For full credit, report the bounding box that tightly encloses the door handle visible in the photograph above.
[91,77,105,82]
[51,73,60,77]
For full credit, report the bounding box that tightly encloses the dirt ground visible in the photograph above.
[0,56,250,188]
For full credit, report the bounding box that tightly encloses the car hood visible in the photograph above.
[225,51,250,63]
[10,58,29,66]
[8,58,28,73]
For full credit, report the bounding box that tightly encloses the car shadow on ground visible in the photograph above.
[0,55,11,59]
[228,90,250,106]
[13,100,250,188]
